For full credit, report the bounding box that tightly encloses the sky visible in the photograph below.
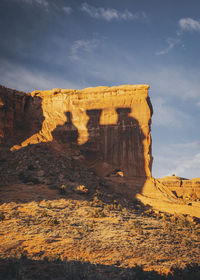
[0,0,200,178]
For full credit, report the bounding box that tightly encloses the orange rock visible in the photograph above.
[0,84,153,177]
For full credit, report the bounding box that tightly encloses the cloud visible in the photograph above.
[62,6,72,14]
[69,38,200,100]
[157,17,200,55]
[156,37,180,55]
[179,17,200,32]
[80,2,145,21]
[0,59,81,92]
[70,39,100,61]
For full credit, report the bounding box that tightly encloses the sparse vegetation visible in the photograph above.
[75,184,89,194]
[0,143,200,278]
[46,217,59,226]
[41,209,48,217]
[0,212,5,221]
[59,184,67,195]
[124,219,144,235]
[89,208,107,218]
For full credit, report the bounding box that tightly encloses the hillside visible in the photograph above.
[0,85,200,279]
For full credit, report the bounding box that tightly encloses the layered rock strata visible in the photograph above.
[0,85,153,177]
[159,176,200,199]
[0,85,44,147]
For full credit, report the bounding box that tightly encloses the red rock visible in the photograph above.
[0,84,153,177]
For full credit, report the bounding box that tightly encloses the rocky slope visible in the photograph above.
[0,84,200,278]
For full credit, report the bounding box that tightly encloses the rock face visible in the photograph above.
[0,85,153,177]
[158,176,200,199]
[0,85,44,147]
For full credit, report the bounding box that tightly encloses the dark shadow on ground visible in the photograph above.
[0,257,199,280]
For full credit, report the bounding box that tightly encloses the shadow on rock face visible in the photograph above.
[0,85,44,148]
[0,105,149,205]
[52,111,79,145]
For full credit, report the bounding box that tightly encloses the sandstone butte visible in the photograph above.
[0,84,200,218]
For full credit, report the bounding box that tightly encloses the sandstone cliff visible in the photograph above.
[158,175,200,200]
[0,84,153,177]
[0,85,44,147]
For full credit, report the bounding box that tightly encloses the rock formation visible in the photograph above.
[0,84,153,177]
[159,175,200,200]
[1,84,200,218]
[0,85,44,147]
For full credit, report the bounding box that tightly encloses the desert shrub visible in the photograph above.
[175,215,195,230]
[162,222,175,233]
[162,213,171,222]
[41,210,48,217]
[75,185,88,194]
[104,201,122,212]
[113,200,122,210]
[59,184,67,195]
[89,208,106,218]
[0,158,6,163]
[18,172,39,184]
[169,262,200,279]
[18,172,29,183]
[27,164,36,171]
[193,229,200,240]
[87,220,96,231]
[125,220,144,235]
[181,238,192,247]
[46,218,59,226]
[46,202,52,209]
[90,196,104,207]
[0,212,5,221]
[132,220,144,235]
[11,210,20,218]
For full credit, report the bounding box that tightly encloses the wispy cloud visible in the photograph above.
[156,37,180,56]
[62,6,72,15]
[69,38,200,100]
[156,17,200,56]
[80,2,145,21]
[70,39,100,61]
[179,17,200,32]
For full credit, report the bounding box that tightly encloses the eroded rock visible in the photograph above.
[0,85,153,177]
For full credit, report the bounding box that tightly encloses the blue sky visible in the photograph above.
[0,0,200,178]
